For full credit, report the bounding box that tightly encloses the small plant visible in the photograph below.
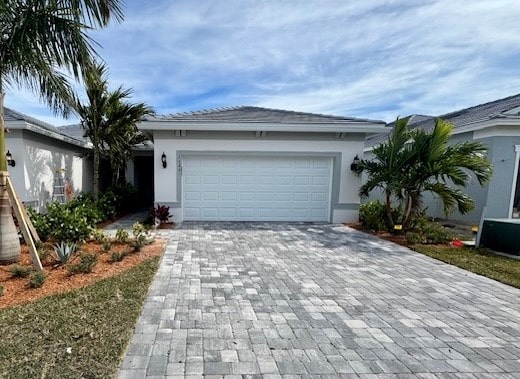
[151,204,171,223]
[102,239,112,252]
[91,228,106,242]
[29,272,46,288]
[110,251,127,263]
[115,228,129,243]
[68,253,98,275]
[54,241,78,264]
[132,222,148,252]
[0,284,4,296]
[37,247,52,262]
[10,265,32,278]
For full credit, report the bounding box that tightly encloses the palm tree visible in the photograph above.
[359,117,411,228]
[0,0,123,262]
[360,118,493,230]
[72,62,153,198]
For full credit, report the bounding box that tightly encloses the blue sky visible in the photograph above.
[5,0,520,126]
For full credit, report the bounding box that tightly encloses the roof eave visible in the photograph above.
[138,120,389,134]
[7,120,91,149]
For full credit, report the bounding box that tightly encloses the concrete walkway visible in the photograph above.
[119,223,520,378]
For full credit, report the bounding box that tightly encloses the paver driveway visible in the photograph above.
[119,223,520,378]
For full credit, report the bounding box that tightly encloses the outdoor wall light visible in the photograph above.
[350,154,360,172]
[5,150,15,167]
[161,152,167,168]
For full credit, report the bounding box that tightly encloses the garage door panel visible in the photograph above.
[184,191,200,201]
[183,155,331,221]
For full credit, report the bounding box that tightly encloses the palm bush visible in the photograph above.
[360,118,493,230]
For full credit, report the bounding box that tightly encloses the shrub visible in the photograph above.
[91,228,106,243]
[98,183,139,219]
[29,272,46,288]
[54,241,78,264]
[115,229,129,243]
[102,239,111,252]
[29,203,94,242]
[359,200,402,232]
[359,200,386,231]
[110,251,128,263]
[132,222,148,252]
[68,253,98,275]
[151,204,171,223]
[37,246,52,262]
[406,218,453,245]
[10,265,32,278]
[0,284,3,296]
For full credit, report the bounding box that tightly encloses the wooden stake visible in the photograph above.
[4,174,42,272]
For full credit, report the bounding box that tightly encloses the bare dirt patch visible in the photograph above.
[0,238,165,309]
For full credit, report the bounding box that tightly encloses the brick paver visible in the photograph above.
[119,223,520,378]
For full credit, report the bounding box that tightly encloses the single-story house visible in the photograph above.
[4,107,93,211]
[139,106,387,223]
[364,93,520,224]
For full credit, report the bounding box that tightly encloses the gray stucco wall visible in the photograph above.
[480,136,520,219]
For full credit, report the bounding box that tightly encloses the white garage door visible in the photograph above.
[182,155,332,221]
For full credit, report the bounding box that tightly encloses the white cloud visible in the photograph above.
[5,0,520,124]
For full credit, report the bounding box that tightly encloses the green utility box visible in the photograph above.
[480,219,520,255]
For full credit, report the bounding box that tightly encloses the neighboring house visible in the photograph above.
[365,93,520,224]
[4,108,92,211]
[139,106,387,223]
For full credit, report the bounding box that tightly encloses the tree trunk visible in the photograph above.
[385,190,394,230]
[0,91,21,263]
[401,193,413,229]
[93,149,100,200]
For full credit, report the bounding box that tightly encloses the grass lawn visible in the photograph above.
[413,245,520,289]
[0,257,159,378]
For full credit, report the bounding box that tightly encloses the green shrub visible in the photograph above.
[29,203,94,242]
[115,229,129,243]
[98,183,139,219]
[53,241,78,264]
[359,200,403,232]
[37,247,52,262]
[102,239,111,252]
[0,284,4,296]
[68,253,98,275]
[359,200,386,231]
[406,218,453,245]
[29,272,46,288]
[132,222,148,252]
[10,265,32,278]
[91,228,106,242]
[110,251,128,263]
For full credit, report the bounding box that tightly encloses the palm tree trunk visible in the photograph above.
[401,193,413,229]
[0,90,21,263]
[385,190,394,230]
[93,149,100,200]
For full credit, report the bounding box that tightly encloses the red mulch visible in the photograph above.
[0,239,165,309]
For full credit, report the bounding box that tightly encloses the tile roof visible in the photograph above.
[4,107,88,147]
[366,93,520,148]
[144,106,385,125]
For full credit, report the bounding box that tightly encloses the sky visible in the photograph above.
[5,0,520,126]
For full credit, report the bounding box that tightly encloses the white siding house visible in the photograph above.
[139,106,388,223]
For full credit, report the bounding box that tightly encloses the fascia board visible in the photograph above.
[138,120,389,134]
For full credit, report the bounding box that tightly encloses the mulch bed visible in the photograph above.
[0,238,165,309]
[347,222,412,247]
